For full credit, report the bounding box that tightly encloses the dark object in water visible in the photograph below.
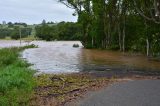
[73,44,79,48]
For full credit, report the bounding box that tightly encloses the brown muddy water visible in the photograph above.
[0,40,160,76]
[0,40,29,48]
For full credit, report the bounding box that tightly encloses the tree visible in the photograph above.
[10,27,32,39]
[42,19,46,25]
[133,0,160,24]
[8,22,14,28]
[59,0,160,56]
[59,0,92,47]
[35,21,82,41]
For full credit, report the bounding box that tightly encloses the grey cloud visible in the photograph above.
[0,0,77,24]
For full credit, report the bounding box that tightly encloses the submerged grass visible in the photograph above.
[0,44,37,106]
[33,74,110,106]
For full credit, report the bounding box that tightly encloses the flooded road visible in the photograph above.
[0,40,28,48]
[22,41,83,74]
[22,41,160,75]
[0,40,160,75]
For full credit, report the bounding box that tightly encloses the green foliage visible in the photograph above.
[0,66,35,106]
[0,28,12,39]
[57,22,82,40]
[10,27,32,40]
[0,27,32,40]
[0,23,32,39]
[0,46,36,106]
[60,0,160,56]
[0,48,18,66]
[35,24,57,41]
[8,22,14,28]
[35,22,82,41]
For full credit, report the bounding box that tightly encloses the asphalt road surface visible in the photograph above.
[69,80,160,106]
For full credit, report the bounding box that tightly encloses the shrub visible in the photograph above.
[0,45,36,105]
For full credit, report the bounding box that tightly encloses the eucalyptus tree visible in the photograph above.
[133,0,160,56]
[59,0,160,56]
[133,0,160,24]
[59,0,92,47]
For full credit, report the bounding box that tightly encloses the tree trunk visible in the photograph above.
[154,0,160,18]
[108,21,111,46]
[104,11,108,48]
[118,23,122,51]
[122,23,125,52]
[83,23,90,47]
[146,38,150,56]
[92,36,94,47]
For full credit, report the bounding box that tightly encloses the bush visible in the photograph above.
[0,48,18,66]
[0,46,36,105]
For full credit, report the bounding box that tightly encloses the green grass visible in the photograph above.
[0,45,37,106]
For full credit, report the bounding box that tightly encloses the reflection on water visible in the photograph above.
[22,41,83,74]
[0,40,160,74]
[22,41,160,74]
[80,49,160,70]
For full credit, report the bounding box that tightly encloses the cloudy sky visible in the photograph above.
[0,0,77,24]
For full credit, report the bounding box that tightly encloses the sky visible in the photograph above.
[0,0,77,24]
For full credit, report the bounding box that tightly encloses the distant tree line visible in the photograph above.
[0,24,32,39]
[2,22,28,27]
[35,21,82,41]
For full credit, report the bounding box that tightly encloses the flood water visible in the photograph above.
[1,40,160,76]
[0,40,28,48]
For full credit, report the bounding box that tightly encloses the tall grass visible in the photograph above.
[0,45,37,106]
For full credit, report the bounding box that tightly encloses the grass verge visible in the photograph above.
[0,44,37,106]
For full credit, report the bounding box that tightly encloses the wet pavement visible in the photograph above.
[75,80,160,106]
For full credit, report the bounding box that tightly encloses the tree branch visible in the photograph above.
[58,0,75,9]
[133,0,160,24]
